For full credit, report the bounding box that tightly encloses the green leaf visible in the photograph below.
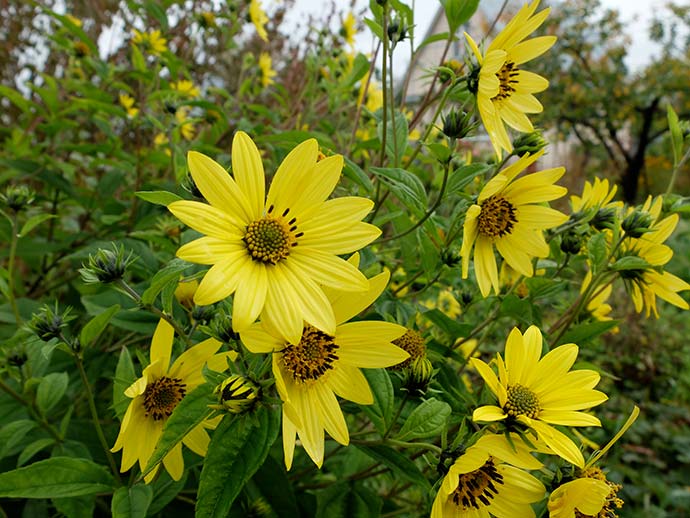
[19,214,56,237]
[559,320,620,346]
[396,398,451,441]
[113,347,137,420]
[422,309,473,342]
[131,44,147,72]
[316,482,382,518]
[667,104,683,166]
[587,233,608,274]
[141,259,190,306]
[359,369,394,435]
[0,420,36,460]
[36,372,69,414]
[417,228,440,275]
[371,167,427,218]
[418,32,450,52]
[0,85,33,112]
[611,256,650,271]
[134,190,183,207]
[499,294,534,324]
[111,484,153,518]
[378,111,410,166]
[441,0,480,33]
[0,457,114,498]
[196,406,280,518]
[355,444,431,491]
[363,18,383,40]
[446,164,491,196]
[79,304,120,348]
[52,495,96,518]
[250,455,300,518]
[143,383,215,477]
[18,438,55,466]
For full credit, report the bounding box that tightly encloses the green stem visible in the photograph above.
[347,41,381,151]
[74,353,122,485]
[378,8,389,167]
[7,212,22,324]
[388,45,399,167]
[383,393,408,439]
[666,145,690,195]
[403,86,455,168]
[385,439,443,454]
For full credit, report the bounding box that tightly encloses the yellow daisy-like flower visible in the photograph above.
[342,12,356,47]
[460,150,568,297]
[249,0,268,42]
[619,196,690,317]
[471,325,608,467]
[548,407,639,518]
[154,132,169,147]
[171,79,200,98]
[132,29,168,56]
[175,107,195,141]
[174,278,199,310]
[432,433,545,518]
[259,52,277,88]
[118,94,139,118]
[570,177,622,213]
[240,260,408,468]
[465,0,556,158]
[168,132,380,343]
[582,270,613,323]
[111,319,235,482]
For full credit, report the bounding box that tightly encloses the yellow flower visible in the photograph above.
[118,94,139,118]
[548,407,639,518]
[174,278,199,310]
[342,12,356,47]
[65,14,82,27]
[132,29,168,56]
[389,328,426,370]
[465,0,556,158]
[570,177,622,213]
[175,107,195,141]
[259,52,277,87]
[249,0,268,42]
[431,433,545,518]
[111,319,235,482]
[200,11,217,29]
[471,325,608,467]
[240,260,408,468]
[582,270,613,322]
[154,132,169,147]
[171,79,200,98]
[168,132,380,343]
[618,196,690,317]
[460,150,568,297]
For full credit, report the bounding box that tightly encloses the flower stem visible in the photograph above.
[378,6,389,167]
[7,212,22,324]
[666,146,690,195]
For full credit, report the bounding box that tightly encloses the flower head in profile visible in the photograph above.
[259,52,277,87]
[249,0,268,42]
[461,150,568,297]
[548,407,639,518]
[241,258,408,468]
[111,319,235,482]
[132,29,168,56]
[465,0,556,158]
[171,79,200,98]
[168,132,380,343]
[119,94,138,118]
[341,12,356,47]
[582,270,614,324]
[471,325,608,467]
[432,433,545,518]
[570,177,622,214]
[617,196,690,317]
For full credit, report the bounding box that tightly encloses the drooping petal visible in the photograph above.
[314,382,349,445]
[162,442,184,481]
[473,405,508,422]
[329,270,389,325]
[182,422,211,457]
[231,262,269,332]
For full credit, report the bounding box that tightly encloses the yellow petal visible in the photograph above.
[314,382,349,445]
[193,254,250,305]
[176,236,245,265]
[461,205,481,278]
[510,36,557,65]
[266,139,319,217]
[169,200,244,240]
[241,323,284,353]
[150,319,174,372]
[181,423,210,456]
[290,247,369,292]
[548,478,610,518]
[282,411,297,470]
[169,337,223,386]
[262,263,306,345]
[232,262,268,332]
[283,260,336,336]
[326,364,373,404]
[336,322,409,367]
[329,269,389,325]
[231,131,265,221]
[292,154,344,218]
[474,236,499,297]
[162,442,184,481]
[472,405,507,422]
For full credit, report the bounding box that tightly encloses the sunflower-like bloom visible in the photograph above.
[171,79,200,98]
[342,12,356,47]
[118,94,138,118]
[259,52,277,87]
[618,196,690,317]
[240,258,408,468]
[582,270,613,323]
[111,319,235,482]
[460,150,568,297]
[432,433,545,518]
[249,0,268,42]
[175,107,195,141]
[465,0,556,158]
[168,132,379,343]
[570,177,622,213]
[471,325,608,467]
[132,29,168,55]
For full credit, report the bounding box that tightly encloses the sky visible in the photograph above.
[283,0,667,74]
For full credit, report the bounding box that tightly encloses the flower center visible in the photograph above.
[390,329,426,370]
[504,384,540,419]
[574,467,625,518]
[451,458,505,510]
[281,325,339,383]
[143,376,187,421]
[243,206,301,265]
[477,195,518,238]
[493,60,519,101]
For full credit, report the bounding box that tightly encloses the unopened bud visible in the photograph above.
[29,304,73,342]
[212,375,260,414]
[622,210,653,238]
[79,244,137,284]
[512,131,547,156]
[387,19,407,44]
[590,207,618,231]
[441,110,476,140]
[438,59,463,83]
[403,356,434,395]
[1,185,35,213]
[560,230,583,255]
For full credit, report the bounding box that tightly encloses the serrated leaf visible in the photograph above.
[499,294,534,324]
[111,484,153,518]
[140,259,189,306]
[36,372,69,414]
[0,457,114,498]
[422,309,473,342]
[196,406,280,518]
[355,444,431,491]
[396,398,451,441]
[19,214,56,237]
[79,304,120,348]
[359,369,394,435]
[142,383,215,477]
[113,347,137,420]
[0,420,36,460]
[134,190,183,207]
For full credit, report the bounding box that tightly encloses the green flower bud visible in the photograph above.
[512,130,547,156]
[622,210,653,238]
[0,185,35,212]
[438,59,463,84]
[590,207,618,231]
[441,110,477,140]
[211,312,240,344]
[441,248,461,267]
[403,356,434,395]
[212,374,260,414]
[79,244,137,284]
[560,230,583,255]
[29,304,73,342]
[387,19,407,44]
